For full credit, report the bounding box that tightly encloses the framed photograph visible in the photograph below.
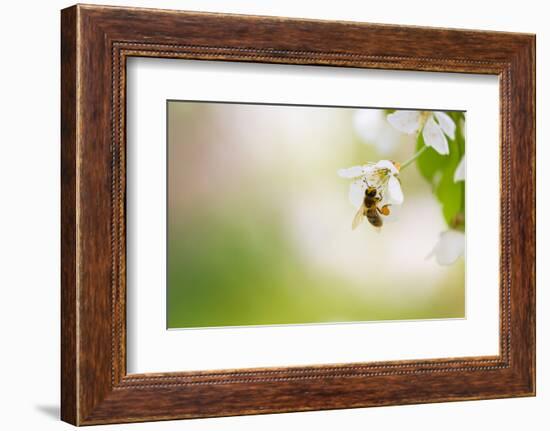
[61,4,535,425]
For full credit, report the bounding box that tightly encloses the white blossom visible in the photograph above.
[454,155,466,182]
[338,160,403,208]
[427,229,465,265]
[387,110,455,156]
[353,109,406,155]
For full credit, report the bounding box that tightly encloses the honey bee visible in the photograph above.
[352,186,391,230]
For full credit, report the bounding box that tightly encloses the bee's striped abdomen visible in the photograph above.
[366,208,383,227]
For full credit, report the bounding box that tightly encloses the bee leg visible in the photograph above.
[378,205,391,216]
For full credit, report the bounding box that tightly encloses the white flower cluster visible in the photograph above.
[387,110,455,155]
[387,110,466,185]
[338,160,403,209]
[339,109,466,266]
[387,110,465,265]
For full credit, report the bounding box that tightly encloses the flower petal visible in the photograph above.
[375,159,399,175]
[427,230,465,265]
[454,155,466,182]
[349,179,367,208]
[387,111,421,134]
[423,116,449,155]
[386,175,404,205]
[353,109,381,143]
[353,110,404,155]
[338,165,368,179]
[434,111,456,139]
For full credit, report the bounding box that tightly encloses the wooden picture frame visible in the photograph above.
[61,4,535,425]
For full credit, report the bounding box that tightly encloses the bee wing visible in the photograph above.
[352,204,366,230]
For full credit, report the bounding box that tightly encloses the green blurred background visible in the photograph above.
[167,101,465,329]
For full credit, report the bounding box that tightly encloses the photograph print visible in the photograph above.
[167,101,466,329]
